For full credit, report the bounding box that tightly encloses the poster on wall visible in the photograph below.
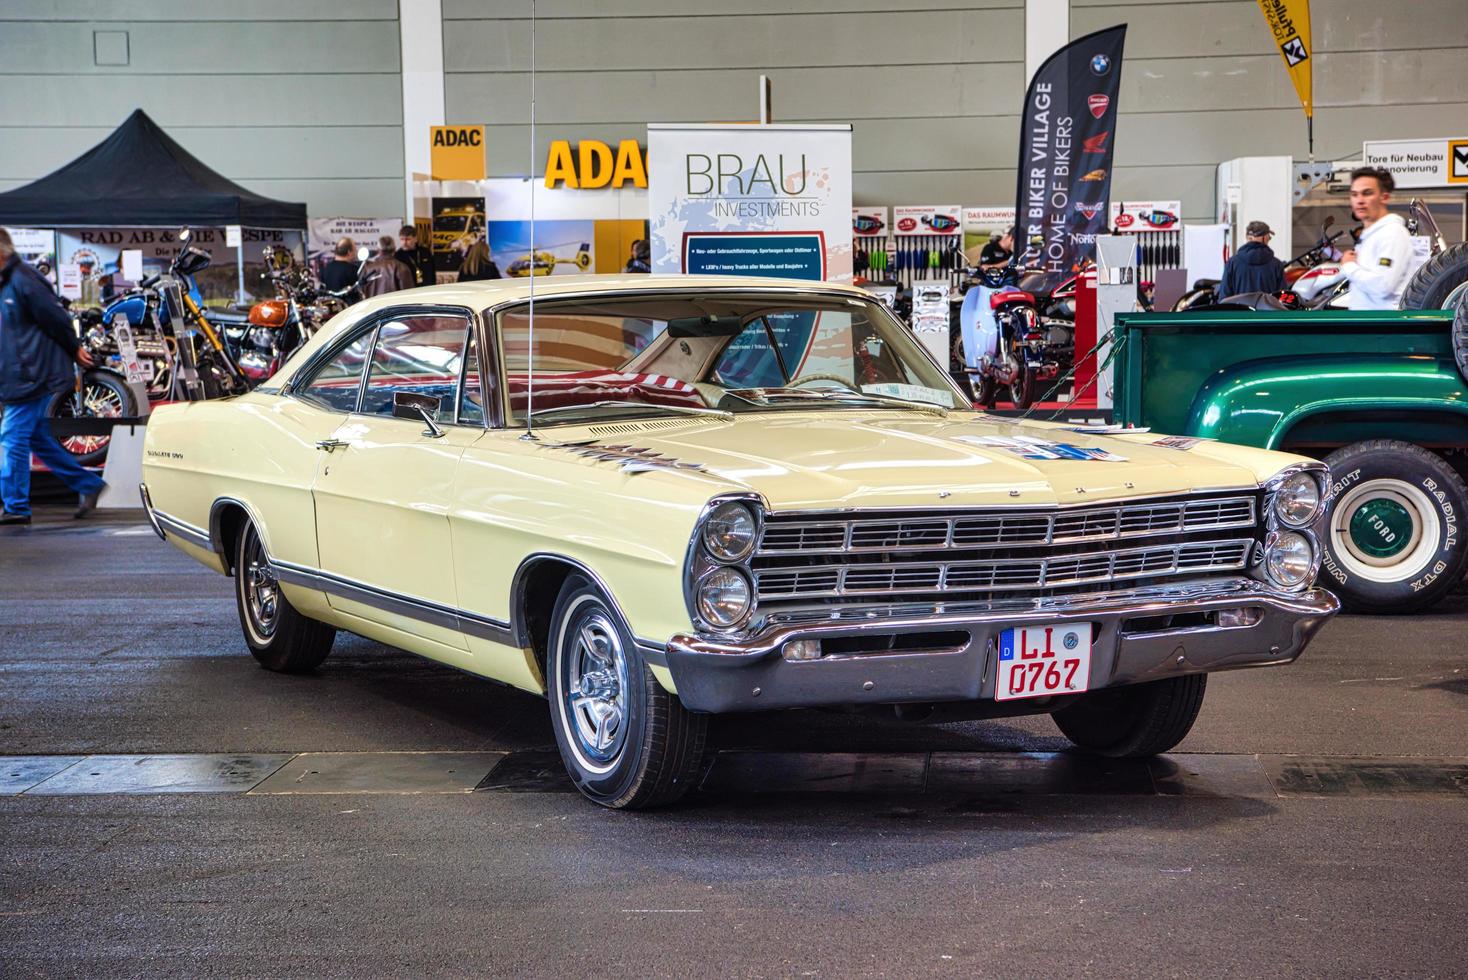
[893,206,962,237]
[55,227,303,306]
[307,217,403,278]
[431,197,487,271]
[1110,200,1182,231]
[486,220,594,278]
[3,227,56,283]
[647,123,853,282]
[962,207,1015,264]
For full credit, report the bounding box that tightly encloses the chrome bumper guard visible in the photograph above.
[138,483,166,542]
[662,578,1338,713]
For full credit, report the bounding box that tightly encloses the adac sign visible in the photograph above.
[431,125,486,181]
[544,139,647,189]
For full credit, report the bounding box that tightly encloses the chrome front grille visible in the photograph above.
[753,493,1260,606]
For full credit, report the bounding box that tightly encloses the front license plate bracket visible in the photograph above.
[995,623,1095,702]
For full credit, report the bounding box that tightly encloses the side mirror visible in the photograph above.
[178,227,191,242]
[392,390,445,438]
[357,246,372,262]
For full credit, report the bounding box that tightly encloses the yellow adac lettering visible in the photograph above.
[612,139,648,189]
[544,140,578,188]
[578,140,614,188]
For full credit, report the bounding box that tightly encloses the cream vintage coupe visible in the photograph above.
[141,275,1338,808]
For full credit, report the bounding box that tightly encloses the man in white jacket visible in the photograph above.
[1339,167,1414,310]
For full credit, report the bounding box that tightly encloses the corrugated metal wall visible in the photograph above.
[0,0,406,217]
[2,1,1465,222]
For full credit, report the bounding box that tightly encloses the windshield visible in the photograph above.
[497,291,969,425]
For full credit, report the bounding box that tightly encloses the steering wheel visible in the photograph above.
[789,373,861,392]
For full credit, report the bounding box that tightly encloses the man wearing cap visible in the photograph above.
[1218,220,1285,301]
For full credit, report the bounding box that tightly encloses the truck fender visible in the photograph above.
[1184,353,1468,449]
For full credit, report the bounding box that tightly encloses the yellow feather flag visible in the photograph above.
[1256,0,1314,153]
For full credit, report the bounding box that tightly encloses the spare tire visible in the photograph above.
[1400,242,1468,310]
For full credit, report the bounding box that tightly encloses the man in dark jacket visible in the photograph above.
[1219,221,1285,300]
[0,230,105,524]
[395,225,437,288]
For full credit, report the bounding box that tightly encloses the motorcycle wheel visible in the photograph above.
[975,375,999,409]
[1010,366,1040,411]
[46,369,138,468]
[196,352,248,399]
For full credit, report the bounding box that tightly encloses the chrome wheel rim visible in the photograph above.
[561,608,630,772]
[243,534,280,639]
[58,381,126,457]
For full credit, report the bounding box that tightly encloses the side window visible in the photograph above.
[459,329,484,425]
[296,328,376,412]
[361,314,470,421]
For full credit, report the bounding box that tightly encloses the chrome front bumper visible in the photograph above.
[662,578,1338,713]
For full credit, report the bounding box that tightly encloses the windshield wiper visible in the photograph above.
[528,401,732,423]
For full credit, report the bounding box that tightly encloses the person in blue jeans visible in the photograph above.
[0,229,105,525]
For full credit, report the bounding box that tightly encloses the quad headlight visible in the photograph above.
[1273,471,1323,528]
[1265,531,1314,588]
[702,501,758,562]
[695,566,753,629]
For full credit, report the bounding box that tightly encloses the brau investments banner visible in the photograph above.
[647,124,853,282]
[1013,25,1127,291]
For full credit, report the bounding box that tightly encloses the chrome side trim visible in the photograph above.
[150,506,212,551]
[138,483,166,541]
[269,558,515,646]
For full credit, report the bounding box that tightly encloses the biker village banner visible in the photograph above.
[1012,25,1127,292]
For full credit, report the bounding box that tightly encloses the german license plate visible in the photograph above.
[995,623,1094,701]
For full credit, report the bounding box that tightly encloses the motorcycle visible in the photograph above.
[959,264,1072,411]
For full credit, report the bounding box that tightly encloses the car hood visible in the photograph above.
[553,410,1292,510]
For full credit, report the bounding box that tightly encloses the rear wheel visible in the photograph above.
[546,576,707,809]
[1010,365,1039,411]
[1053,674,1207,758]
[235,521,335,672]
[46,369,137,468]
[1319,440,1468,614]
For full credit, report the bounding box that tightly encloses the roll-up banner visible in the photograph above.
[1013,25,1127,292]
[647,123,853,282]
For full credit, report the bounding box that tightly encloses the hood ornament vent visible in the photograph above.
[546,441,705,473]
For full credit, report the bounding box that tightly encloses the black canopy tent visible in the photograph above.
[0,109,305,229]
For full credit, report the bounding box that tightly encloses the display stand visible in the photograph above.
[97,422,146,509]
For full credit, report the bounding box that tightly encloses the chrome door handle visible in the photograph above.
[316,438,347,453]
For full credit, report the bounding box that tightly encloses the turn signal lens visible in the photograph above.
[1274,472,1322,527]
[783,639,822,661]
[1265,532,1314,588]
[702,501,758,562]
[696,567,753,629]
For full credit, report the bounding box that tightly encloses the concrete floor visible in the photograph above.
[3,509,1466,977]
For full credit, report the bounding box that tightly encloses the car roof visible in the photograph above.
[339,274,876,319]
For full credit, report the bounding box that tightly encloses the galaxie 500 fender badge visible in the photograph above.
[546,441,705,473]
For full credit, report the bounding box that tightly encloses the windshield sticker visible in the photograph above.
[860,382,953,407]
[955,434,1127,461]
[1152,435,1206,450]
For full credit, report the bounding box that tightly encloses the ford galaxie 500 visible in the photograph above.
[141,275,1338,808]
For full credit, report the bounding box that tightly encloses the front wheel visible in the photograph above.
[46,369,138,468]
[546,576,707,809]
[235,521,335,672]
[1319,440,1468,614]
[1052,674,1207,758]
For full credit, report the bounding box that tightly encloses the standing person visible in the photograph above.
[357,236,416,298]
[320,238,361,302]
[0,229,106,524]
[624,239,651,273]
[1218,221,1285,299]
[979,228,1014,270]
[1339,166,1414,310]
[395,225,437,288]
[457,240,502,282]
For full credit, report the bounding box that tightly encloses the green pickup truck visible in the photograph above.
[1112,307,1468,614]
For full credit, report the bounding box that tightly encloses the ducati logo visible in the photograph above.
[1082,132,1109,154]
[1088,94,1110,118]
